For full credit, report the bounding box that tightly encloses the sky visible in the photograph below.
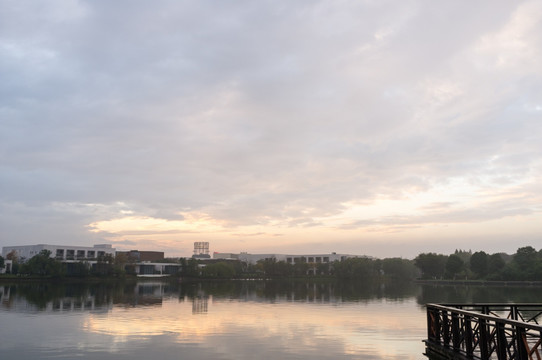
[1,0,542,259]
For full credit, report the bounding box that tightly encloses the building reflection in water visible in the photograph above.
[1,279,420,315]
[0,282,172,314]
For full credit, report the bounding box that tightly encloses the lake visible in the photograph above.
[2,279,542,359]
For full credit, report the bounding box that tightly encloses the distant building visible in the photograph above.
[116,250,164,262]
[212,252,364,264]
[0,259,13,274]
[1,244,116,261]
[133,262,181,276]
[213,252,239,260]
[192,242,211,259]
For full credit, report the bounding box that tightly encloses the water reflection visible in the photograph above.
[0,279,425,360]
[1,279,421,314]
[417,283,542,305]
[2,280,540,359]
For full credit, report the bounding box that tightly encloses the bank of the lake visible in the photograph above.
[415,279,542,286]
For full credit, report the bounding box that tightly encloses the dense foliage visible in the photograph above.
[3,245,542,282]
[4,250,130,278]
[220,256,419,281]
[414,246,542,281]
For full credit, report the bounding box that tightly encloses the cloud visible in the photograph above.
[1,1,542,256]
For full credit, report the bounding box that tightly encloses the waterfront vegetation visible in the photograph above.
[2,245,542,282]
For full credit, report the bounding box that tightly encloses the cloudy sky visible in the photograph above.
[1,0,542,258]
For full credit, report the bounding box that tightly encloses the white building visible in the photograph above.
[0,259,12,274]
[134,262,182,276]
[214,252,363,264]
[1,244,116,262]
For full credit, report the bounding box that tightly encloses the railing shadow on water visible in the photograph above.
[425,303,542,360]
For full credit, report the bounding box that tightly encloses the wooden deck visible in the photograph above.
[425,303,542,360]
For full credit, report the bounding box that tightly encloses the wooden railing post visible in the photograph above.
[465,315,474,356]
[427,306,438,342]
[517,327,528,360]
[496,322,507,360]
[443,310,450,345]
[452,312,461,351]
[480,318,489,359]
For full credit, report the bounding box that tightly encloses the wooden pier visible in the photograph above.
[425,303,542,360]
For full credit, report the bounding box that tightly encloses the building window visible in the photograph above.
[287,257,292,263]
[97,251,105,258]
[323,257,329,263]
[87,251,95,258]
[76,250,85,259]
[56,249,65,259]
[308,257,314,263]
[316,257,322,263]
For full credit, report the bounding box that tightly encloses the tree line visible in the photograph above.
[414,246,542,281]
[180,256,419,280]
[2,245,542,281]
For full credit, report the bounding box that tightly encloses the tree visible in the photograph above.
[333,258,378,279]
[0,255,4,271]
[19,250,64,277]
[445,254,464,279]
[382,258,419,280]
[316,262,330,275]
[414,253,447,279]
[504,246,542,281]
[454,249,472,265]
[201,262,237,278]
[113,252,128,277]
[293,259,309,276]
[470,251,489,278]
[513,246,537,271]
[488,253,506,277]
[181,258,200,277]
[6,250,18,262]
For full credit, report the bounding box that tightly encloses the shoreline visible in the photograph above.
[415,279,542,286]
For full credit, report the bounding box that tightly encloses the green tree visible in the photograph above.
[513,246,537,271]
[293,258,309,276]
[19,250,64,277]
[445,254,464,279]
[65,261,90,277]
[454,249,472,265]
[333,257,377,279]
[113,252,128,277]
[382,258,419,280]
[505,246,541,280]
[201,262,237,278]
[0,255,4,271]
[414,253,447,279]
[181,258,200,277]
[487,253,506,278]
[91,254,115,276]
[316,262,330,275]
[470,251,489,278]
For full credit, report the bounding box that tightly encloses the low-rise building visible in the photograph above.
[0,259,13,274]
[2,244,116,261]
[116,250,164,262]
[213,252,363,264]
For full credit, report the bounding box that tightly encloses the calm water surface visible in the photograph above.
[1,280,542,359]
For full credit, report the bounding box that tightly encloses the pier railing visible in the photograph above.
[425,303,542,360]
